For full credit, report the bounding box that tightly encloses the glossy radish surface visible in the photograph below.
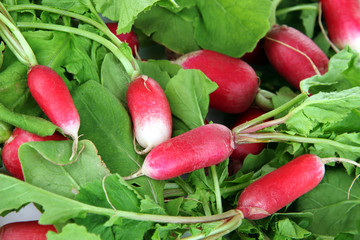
[229,107,267,175]
[126,75,172,153]
[320,0,360,52]
[174,49,259,114]
[140,124,235,180]
[27,65,80,159]
[0,221,57,240]
[2,128,67,180]
[106,22,139,56]
[264,24,329,90]
[237,154,325,220]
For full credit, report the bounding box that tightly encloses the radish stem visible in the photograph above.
[210,165,223,214]
[232,92,307,134]
[16,21,138,78]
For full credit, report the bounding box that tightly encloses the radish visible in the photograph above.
[126,75,172,154]
[173,49,259,114]
[2,128,67,181]
[27,65,80,160]
[319,0,360,52]
[0,221,57,240]
[229,107,268,175]
[106,22,139,56]
[264,24,329,90]
[124,123,235,180]
[237,154,325,220]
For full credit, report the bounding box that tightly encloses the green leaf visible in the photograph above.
[93,0,162,33]
[299,3,318,38]
[293,167,360,237]
[135,0,272,57]
[47,223,101,240]
[275,218,311,239]
[165,197,184,216]
[0,61,40,115]
[286,87,360,134]
[165,69,217,135]
[193,0,272,57]
[300,48,360,94]
[135,5,200,54]
[72,80,164,203]
[41,0,90,14]
[0,102,58,137]
[19,140,110,199]
[0,121,12,143]
[100,53,131,105]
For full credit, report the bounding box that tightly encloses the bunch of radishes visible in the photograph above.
[1,0,360,238]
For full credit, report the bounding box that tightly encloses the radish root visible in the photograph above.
[122,169,144,180]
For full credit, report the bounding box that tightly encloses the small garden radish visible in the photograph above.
[106,22,139,56]
[126,75,172,154]
[124,123,235,180]
[2,128,67,181]
[319,0,360,52]
[0,221,57,240]
[237,154,326,220]
[173,49,259,114]
[27,65,80,160]
[229,107,268,175]
[264,24,329,90]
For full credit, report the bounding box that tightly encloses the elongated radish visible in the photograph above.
[264,24,329,90]
[106,22,139,56]
[229,107,268,175]
[319,0,360,52]
[2,128,67,181]
[126,75,172,154]
[27,65,80,160]
[174,49,259,114]
[0,221,57,240]
[237,154,325,220]
[124,123,235,180]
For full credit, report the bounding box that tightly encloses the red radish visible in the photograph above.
[320,0,360,52]
[237,154,325,220]
[174,49,259,114]
[124,124,235,180]
[2,128,67,181]
[27,65,80,160]
[106,22,139,56]
[229,107,268,175]
[0,221,57,240]
[126,75,172,154]
[264,24,329,90]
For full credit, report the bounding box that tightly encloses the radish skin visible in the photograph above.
[0,221,57,240]
[2,128,67,181]
[264,25,329,90]
[237,154,325,220]
[174,50,259,114]
[132,124,235,180]
[126,75,172,153]
[27,65,80,160]
[320,0,360,52]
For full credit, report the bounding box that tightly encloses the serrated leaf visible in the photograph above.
[47,223,101,240]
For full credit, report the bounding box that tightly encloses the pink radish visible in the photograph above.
[174,49,259,114]
[126,75,172,154]
[0,221,57,240]
[27,65,80,160]
[319,0,360,52]
[106,22,139,56]
[124,123,235,180]
[229,107,268,175]
[2,128,67,181]
[237,154,325,220]
[264,24,329,90]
